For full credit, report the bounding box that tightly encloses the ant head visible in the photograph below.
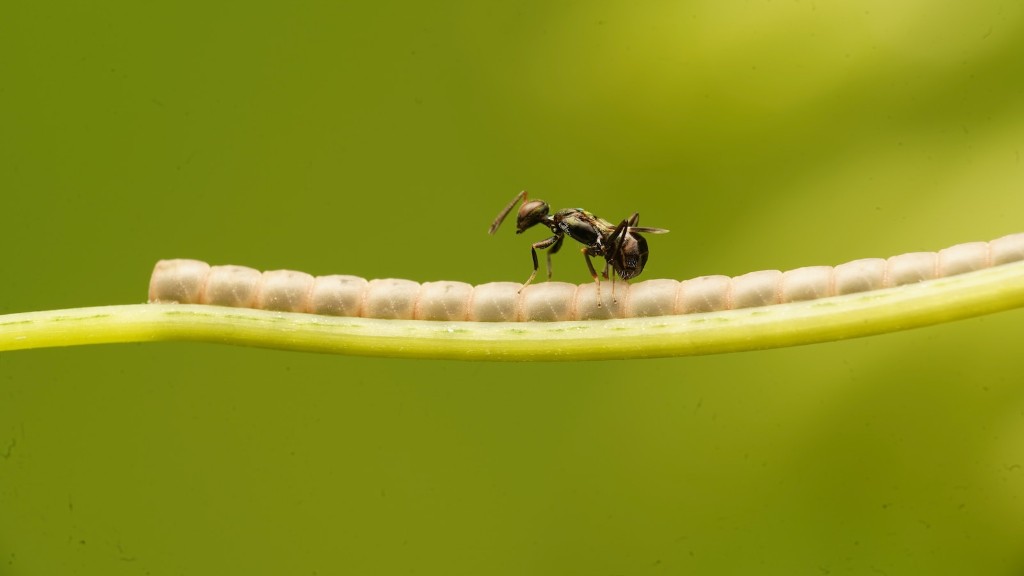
[515,200,550,234]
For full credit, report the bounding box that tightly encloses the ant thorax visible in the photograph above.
[554,210,603,246]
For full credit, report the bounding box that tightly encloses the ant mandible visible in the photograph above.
[488,190,669,301]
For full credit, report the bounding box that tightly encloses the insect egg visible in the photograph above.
[149,232,1024,322]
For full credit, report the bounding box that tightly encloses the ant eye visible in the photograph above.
[516,200,549,232]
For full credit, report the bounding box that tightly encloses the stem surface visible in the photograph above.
[3,261,1024,360]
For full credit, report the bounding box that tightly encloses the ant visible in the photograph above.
[488,190,669,302]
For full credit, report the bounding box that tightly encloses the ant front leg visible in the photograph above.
[546,235,564,280]
[521,234,561,292]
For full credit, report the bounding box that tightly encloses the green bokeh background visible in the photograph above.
[3,1,1024,574]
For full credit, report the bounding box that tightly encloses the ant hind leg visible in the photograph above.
[583,250,603,307]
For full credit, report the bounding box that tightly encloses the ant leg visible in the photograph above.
[624,212,669,235]
[583,250,603,306]
[546,235,565,280]
[488,190,528,235]
[604,218,629,272]
[600,259,619,303]
[604,219,633,305]
[607,218,629,255]
[520,234,560,292]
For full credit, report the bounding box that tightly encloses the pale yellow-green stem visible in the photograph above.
[2,260,1023,360]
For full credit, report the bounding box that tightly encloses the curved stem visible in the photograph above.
[3,261,1024,361]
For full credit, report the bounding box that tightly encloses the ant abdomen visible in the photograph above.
[607,232,649,280]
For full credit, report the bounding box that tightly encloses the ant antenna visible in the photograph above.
[488,190,528,235]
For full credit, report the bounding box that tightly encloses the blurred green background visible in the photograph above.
[3,1,1024,574]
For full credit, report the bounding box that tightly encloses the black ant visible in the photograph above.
[488,190,669,301]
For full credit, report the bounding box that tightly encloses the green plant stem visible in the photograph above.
[3,261,1024,360]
